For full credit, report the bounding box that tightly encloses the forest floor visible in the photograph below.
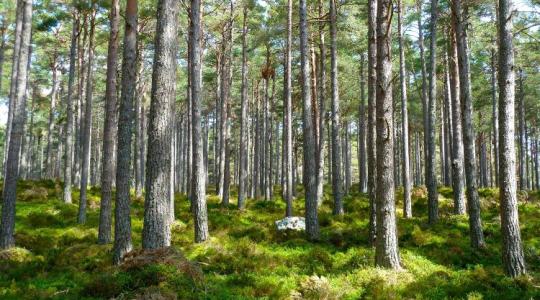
[0,180,539,299]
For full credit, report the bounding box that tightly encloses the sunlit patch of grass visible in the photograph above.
[0,180,539,299]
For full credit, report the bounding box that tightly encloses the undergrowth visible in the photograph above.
[0,180,538,299]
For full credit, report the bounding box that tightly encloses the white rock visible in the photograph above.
[275,216,306,231]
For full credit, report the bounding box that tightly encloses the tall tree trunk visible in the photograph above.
[426,0,439,224]
[0,0,32,249]
[316,0,327,204]
[0,22,7,97]
[329,0,343,215]
[23,86,35,179]
[517,69,526,190]
[358,54,367,193]
[2,0,24,179]
[375,0,400,269]
[491,48,499,185]
[134,40,145,197]
[218,10,233,200]
[367,0,377,246]
[45,57,59,177]
[113,0,137,264]
[452,0,485,248]
[443,58,453,187]
[300,0,319,240]
[497,0,526,277]
[190,0,209,243]
[73,16,88,186]
[63,13,78,204]
[448,28,466,215]
[416,0,428,190]
[284,0,294,216]
[142,0,178,249]
[238,4,249,210]
[534,136,540,190]
[78,10,96,224]
[98,0,120,244]
[398,0,411,218]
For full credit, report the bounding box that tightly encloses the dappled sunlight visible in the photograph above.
[0,180,538,298]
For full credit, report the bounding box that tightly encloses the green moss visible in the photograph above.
[1,180,539,299]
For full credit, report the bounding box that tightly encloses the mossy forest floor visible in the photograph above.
[0,180,539,299]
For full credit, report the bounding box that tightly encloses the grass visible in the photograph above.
[0,179,539,299]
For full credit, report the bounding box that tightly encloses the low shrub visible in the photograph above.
[291,275,340,300]
[26,210,62,227]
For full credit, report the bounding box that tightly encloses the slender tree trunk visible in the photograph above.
[2,0,23,179]
[284,0,294,216]
[113,0,137,263]
[534,136,540,190]
[45,57,59,177]
[358,54,367,193]
[23,87,35,179]
[416,0,428,190]
[238,4,249,210]
[134,40,145,197]
[300,0,319,240]
[448,28,466,215]
[367,0,377,246]
[426,0,439,224]
[218,11,233,200]
[73,16,87,186]
[0,0,32,249]
[142,0,178,249]
[452,0,485,248]
[0,22,7,97]
[517,69,526,190]
[497,0,526,277]
[98,0,120,244]
[375,0,400,269]
[398,0,411,218]
[78,10,96,224]
[316,0,327,204]
[63,13,78,204]
[443,59,453,187]
[190,0,209,243]
[329,0,343,215]
[491,48,499,185]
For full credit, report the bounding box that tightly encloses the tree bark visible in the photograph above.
[45,54,59,177]
[517,69,526,190]
[367,0,377,246]
[398,0,411,218]
[63,13,78,204]
[452,0,485,248]
[190,0,209,243]
[448,28,466,215]
[2,0,24,179]
[358,54,367,193]
[113,0,137,264]
[375,0,400,269]
[0,21,6,97]
[497,0,527,277]
[98,0,120,244]
[218,8,233,200]
[78,10,96,224]
[491,48,499,185]
[315,0,327,205]
[426,0,439,224]
[283,0,293,216]
[142,0,178,249]
[300,0,319,240]
[0,0,32,248]
[329,0,344,215]
[238,4,249,210]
